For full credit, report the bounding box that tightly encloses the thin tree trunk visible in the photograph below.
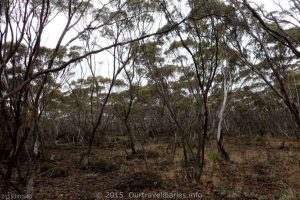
[125,122,136,154]
[216,65,230,161]
[196,96,209,181]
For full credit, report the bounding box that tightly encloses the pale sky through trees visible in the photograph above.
[1,0,300,197]
[41,0,285,83]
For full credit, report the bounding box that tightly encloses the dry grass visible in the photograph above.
[34,136,300,199]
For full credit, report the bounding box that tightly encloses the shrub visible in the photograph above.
[255,136,266,146]
[41,166,68,178]
[115,171,162,192]
[180,157,197,168]
[125,150,159,160]
[40,163,53,173]
[254,164,269,175]
[90,159,119,173]
[70,143,82,150]
[208,152,221,162]
[120,164,130,173]
[50,167,68,178]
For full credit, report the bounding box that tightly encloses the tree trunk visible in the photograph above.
[217,136,230,161]
[196,96,209,181]
[125,122,136,154]
[216,67,230,161]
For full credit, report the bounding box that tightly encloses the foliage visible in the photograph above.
[89,159,119,173]
[207,152,221,162]
[115,171,162,192]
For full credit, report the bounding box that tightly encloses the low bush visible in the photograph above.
[49,167,68,178]
[208,152,221,162]
[125,150,159,160]
[115,171,162,192]
[89,159,119,173]
[41,166,68,178]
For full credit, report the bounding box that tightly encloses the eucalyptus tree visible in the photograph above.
[0,0,190,193]
[0,0,120,195]
[112,62,143,154]
[0,0,100,194]
[79,45,134,168]
[0,43,77,194]
[159,0,237,179]
[214,60,232,160]
[136,40,192,164]
[229,0,300,138]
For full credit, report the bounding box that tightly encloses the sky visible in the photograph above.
[40,0,287,84]
[252,0,282,10]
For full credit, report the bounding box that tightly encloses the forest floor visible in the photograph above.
[34,136,300,200]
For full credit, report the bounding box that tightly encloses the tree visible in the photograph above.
[229,0,300,138]
[0,0,191,193]
[159,0,238,180]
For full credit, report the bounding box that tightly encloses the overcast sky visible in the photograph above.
[41,0,288,83]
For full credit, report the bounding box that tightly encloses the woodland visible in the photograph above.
[0,0,300,199]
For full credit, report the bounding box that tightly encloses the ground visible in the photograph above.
[34,136,300,200]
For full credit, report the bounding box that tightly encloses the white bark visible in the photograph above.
[217,60,231,142]
[33,140,40,156]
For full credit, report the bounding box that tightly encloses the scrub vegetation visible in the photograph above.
[0,0,299,199]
